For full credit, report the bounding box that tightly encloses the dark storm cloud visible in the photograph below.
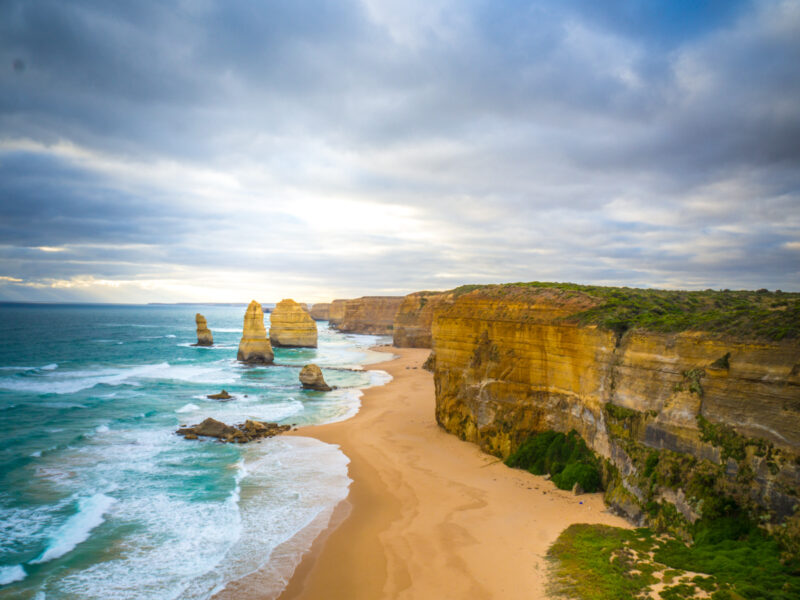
[0,0,798,300]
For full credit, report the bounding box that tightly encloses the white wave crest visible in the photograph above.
[31,493,117,564]
[0,564,26,585]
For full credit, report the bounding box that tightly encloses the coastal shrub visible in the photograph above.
[455,281,800,341]
[548,522,800,600]
[505,430,602,493]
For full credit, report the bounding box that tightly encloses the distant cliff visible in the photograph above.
[335,296,404,335]
[393,291,452,348]
[430,283,800,539]
[310,303,331,321]
[328,299,349,328]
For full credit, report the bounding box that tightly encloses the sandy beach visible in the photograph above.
[218,346,631,599]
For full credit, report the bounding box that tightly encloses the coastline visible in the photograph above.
[219,345,632,599]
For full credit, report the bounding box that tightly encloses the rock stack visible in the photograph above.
[237,300,274,364]
[269,299,318,348]
[194,313,213,346]
[299,364,332,391]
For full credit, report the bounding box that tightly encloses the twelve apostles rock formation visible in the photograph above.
[269,299,318,347]
[429,284,800,536]
[299,364,332,391]
[237,300,274,364]
[309,303,331,321]
[334,296,404,335]
[194,313,213,346]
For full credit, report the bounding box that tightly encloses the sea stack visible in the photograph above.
[194,313,213,346]
[237,300,274,364]
[269,299,318,348]
[299,364,331,391]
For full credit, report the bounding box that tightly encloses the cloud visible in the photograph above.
[0,0,798,301]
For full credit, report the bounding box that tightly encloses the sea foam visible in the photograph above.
[31,493,117,564]
[0,564,26,585]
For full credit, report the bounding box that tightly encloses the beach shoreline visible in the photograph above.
[219,345,631,599]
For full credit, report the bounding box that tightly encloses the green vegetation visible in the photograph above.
[549,521,800,600]
[505,430,602,492]
[450,281,800,341]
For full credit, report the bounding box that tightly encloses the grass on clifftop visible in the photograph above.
[451,282,800,341]
[505,430,602,492]
[549,521,800,600]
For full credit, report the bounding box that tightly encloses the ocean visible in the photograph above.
[0,303,391,599]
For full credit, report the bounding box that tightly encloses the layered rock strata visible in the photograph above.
[237,300,274,364]
[310,303,331,321]
[336,296,404,335]
[431,286,800,536]
[393,291,453,348]
[328,299,349,328]
[194,313,213,346]
[299,364,332,391]
[269,299,318,347]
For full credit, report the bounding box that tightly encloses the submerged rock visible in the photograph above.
[299,364,332,391]
[237,300,274,364]
[177,417,290,443]
[207,390,232,400]
[194,313,213,346]
[269,299,318,348]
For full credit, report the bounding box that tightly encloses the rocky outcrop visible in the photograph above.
[431,285,800,536]
[269,299,318,347]
[393,291,453,348]
[328,299,349,328]
[299,303,310,313]
[177,417,290,443]
[207,390,232,400]
[237,300,274,364]
[310,303,331,321]
[299,364,332,391]
[336,296,404,335]
[194,313,213,346]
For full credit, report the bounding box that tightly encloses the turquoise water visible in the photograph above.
[0,304,391,599]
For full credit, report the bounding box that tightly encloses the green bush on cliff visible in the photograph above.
[505,430,602,492]
[454,282,800,341]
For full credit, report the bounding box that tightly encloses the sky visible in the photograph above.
[0,0,798,303]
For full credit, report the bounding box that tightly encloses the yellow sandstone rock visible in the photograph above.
[237,300,274,364]
[194,313,213,346]
[310,303,331,321]
[299,364,332,391]
[336,296,404,335]
[328,299,349,328]
[393,291,453,348]
[269,299,318,348]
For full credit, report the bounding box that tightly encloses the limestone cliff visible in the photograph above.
[237,300,274,364]
[393,291,453,348]
[310,303,331,321]
[336,296,404,335]
[194,313,213,346]
[269,299,318,348]
[431,285,800,535]
[328,299,349,328]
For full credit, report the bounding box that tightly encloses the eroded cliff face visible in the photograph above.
[269,299,318,348]
[336,296,404,335]
[328,299,349,328]
[432,287,800,533]
[310,303,330,321]
[393,291,453,348]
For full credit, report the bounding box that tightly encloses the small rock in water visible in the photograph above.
[176,416,290,443]
[299,364,332,391]
[207,390,232,400]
